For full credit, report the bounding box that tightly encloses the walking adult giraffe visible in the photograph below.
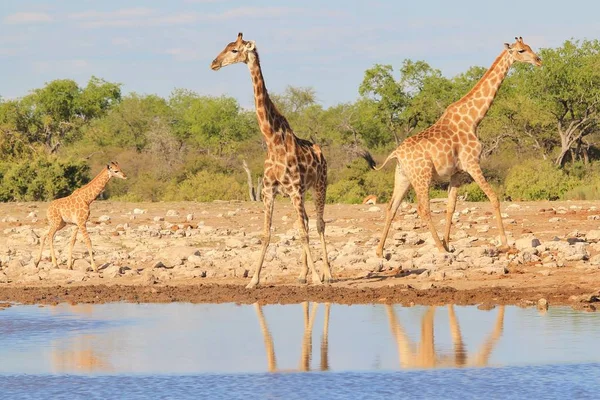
[372,37,541,256]
[211,33,333,288]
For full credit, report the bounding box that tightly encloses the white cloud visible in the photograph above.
[184,0,227,3]
[4,12,53,24]
[67,7,156,20]
[111,37,133,47]
[70,6,342,28]
[32,59,90,73]
[165,48,201,62]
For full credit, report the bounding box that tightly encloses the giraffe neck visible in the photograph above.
[247,50,292,149]
[445,49,514,127]
[76,168,111,204]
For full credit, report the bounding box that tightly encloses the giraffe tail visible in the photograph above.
[361,150,398,171]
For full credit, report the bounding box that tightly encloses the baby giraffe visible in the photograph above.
[34,162,127,272]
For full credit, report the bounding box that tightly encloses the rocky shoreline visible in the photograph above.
[1,200,599,309]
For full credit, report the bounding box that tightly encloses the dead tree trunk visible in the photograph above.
[242,160,257,201]
[256,177,263,202]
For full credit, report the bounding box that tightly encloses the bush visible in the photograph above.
[504,160,574,201]
[458,182,488,202]
[164,170,246,202]
[0,156,89,201]
[326,179,367,204]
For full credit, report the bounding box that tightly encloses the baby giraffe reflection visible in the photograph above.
[51,304,113,373]
[386,305,505,369]
[254,302,330,372]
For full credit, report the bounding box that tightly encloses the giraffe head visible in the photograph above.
[211,32,256,71]
[107,161,127,180]
[504,37,542,66]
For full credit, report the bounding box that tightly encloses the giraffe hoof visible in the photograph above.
[324,277,335,285]
[297,277,307,284]
[246,281,259,289]
[497,245,514,254]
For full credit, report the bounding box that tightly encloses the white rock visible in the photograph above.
[367,206,381,212]
[225,238,246,248]
[515,237,542,250]
[476,266,508,275]
[98,215,111,222]
[586,230,600,241]
[166,210,179,217]
[133,208,147,215]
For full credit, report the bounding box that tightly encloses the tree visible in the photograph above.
[358,60,457,145]
[513,39,600,166]
[170,91,255,156]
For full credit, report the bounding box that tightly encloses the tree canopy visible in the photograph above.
[1,39,599,203]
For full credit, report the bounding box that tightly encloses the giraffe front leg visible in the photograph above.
[299,248,308,284]
[290,192,321,285]
[67,226,79,270]
[466,164,509,251]
[247,187,275,289]
[78,223,97,272]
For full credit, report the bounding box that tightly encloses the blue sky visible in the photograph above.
[1,0,599,108]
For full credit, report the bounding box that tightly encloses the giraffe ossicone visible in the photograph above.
[370,37,541,256]
[34,162,127,272]
[212,32,333,289]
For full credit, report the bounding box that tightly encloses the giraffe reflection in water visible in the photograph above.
[254,302,330,372]
[50,304,113,374]
[386,305,505,369]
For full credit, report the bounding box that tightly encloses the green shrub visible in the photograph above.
[164,170,245,202]
[504,160,575,201]
[326,179,367,204]
[0,156,89,201]
[458,182,488,202]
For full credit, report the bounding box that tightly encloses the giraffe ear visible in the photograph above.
[106,164,110,169]
[245,40,255,51]
[504,43,512,50]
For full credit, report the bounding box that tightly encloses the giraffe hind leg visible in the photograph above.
[376,164,411,258]
[67,226,79,270]
[78,222,97,272]
[442,174,461,251]
[48,221,66,268]
[34,233,48,268]
[314,178,333,284]
[290,192,322,285]
[413,165,447,252]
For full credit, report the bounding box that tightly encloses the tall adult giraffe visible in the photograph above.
[372,37,541,256]
[211,33,333,288]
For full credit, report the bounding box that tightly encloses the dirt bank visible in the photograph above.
[1,200,599,309]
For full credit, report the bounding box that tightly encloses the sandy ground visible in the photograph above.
[0,199,599,310]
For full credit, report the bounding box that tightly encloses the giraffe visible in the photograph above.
[211,33,333,288]
[254,302,330,372]
[34,162,127,272]
[386,304,505,369]
[371,37,541,256]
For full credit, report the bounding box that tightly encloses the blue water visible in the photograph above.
[1,303,599,399]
